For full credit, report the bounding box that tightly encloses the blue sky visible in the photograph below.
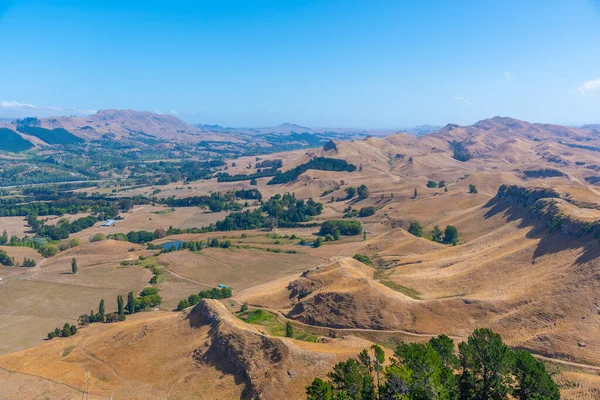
[1,0,600,128]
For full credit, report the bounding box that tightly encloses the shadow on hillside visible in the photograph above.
[185,304,248,389]
[482,197,599,264]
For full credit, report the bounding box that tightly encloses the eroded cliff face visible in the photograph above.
[189,300,340,400]
[496,184,560,206]
[497,184,600,238]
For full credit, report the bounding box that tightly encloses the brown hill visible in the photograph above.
[0,299,371,400]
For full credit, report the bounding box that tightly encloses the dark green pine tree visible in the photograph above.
[98,298,105,321]
[127,291,135,314]
[117,294,124,316]
[71,257,78,274]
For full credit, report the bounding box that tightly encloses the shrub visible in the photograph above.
[89,233,106,242]
[358,207,375,217]
[58,241,72,251]
[353,254,371,265]
[427,180,438,188]
[39,244,58,258]
[22,257,36,268]
[0,249,14,266]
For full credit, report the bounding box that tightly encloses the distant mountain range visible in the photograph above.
[0,109,598,154]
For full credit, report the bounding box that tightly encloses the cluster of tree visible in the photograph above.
[179,160,226,182]
[256,159,283,169]
[262,193,323,226]
[322,229,342,242]
[409,222,460,246]
[319,220,363,236]
[216,169,279,183]
[126,287,163,314]
[335,185,369,202]
[431,225,459,245]
[449,140,472,162]
[27,214,98,241]
[158,192,243,212]
[0,249,15,266]
[268,157,357,185]
[47,323,78,339]
[234,188,263,201]
[305,328,559,400]
[3,235,46,249]
[215,208,265,231]
[215,193,323,231]
[177,287,233,311]
[0,192,147,218]
[323,140,338,152]
[78,295,127,328]
[345,206,376,218]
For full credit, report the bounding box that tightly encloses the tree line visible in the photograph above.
[176,287,233,311]
[268,157,357,185]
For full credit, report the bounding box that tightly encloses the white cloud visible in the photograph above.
[0,100,35,109]
[578,78,600,95]
[453,96,474,106]
[505,72,513,81]
[0,99,95,118]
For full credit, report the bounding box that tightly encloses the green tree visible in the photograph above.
[62,322,72,337]
[98,298,105,321]
[371,344,385,392]
[126,291,135,314]
[458,328,513,400]
[314,237,323,248]
[357,185,369,199]
[432,225,443,243]
[177,299,190,311]
[240,302,249,313]
[117,294,124,316]
[469,184,478,194]
[395,342,449,400]
[306,378,334,400]
[414,188,418,198]
[328,358,374,399]
[512,350,559,400]
[285,321,294,337]
[443,225,459,245]
[71,257,78,274]
[333,229,341,241]
[345,187,357,199]
[408,221,423,237]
